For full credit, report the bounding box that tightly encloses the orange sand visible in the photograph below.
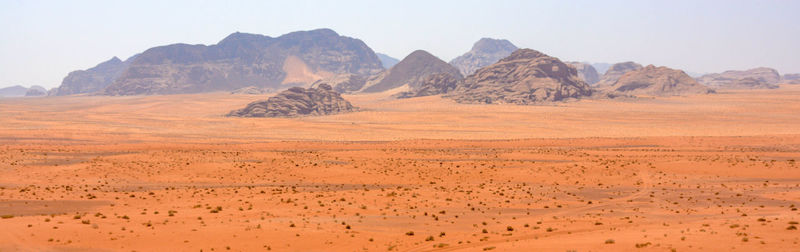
[0,85,799,251]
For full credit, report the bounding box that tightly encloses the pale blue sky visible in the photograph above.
[1,0,798,89]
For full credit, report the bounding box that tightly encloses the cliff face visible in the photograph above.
[103,29,383,95]
[52,56,132,96]
[567,62,600,85]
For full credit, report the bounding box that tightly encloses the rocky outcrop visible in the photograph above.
[445,49,592,104]
[783,74,800,84]
[567,62,600,85]
[396,73,461,98]
[311,74,367,93]
[449,38,518,76]
[51,56,132,96]
[104,29,383,95]
[595,62,643,87]
[376,53,399,69]
[24,85,47,97]
[227,84,355,118]
[605,65,714,96]
[697,68,780,89]
[361,50,462,93]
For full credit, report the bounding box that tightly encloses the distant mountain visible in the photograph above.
[99,28,383,95]
[783,73,800,84]
[595,62,643,87]
[0,85,29,97]
[697,68,781,89]
[51,56,133,96]
[376,53,399,69]
[24,85,47,97]
[604,65,714,96]
[311,74,367,93]
[591,63,612,75]
[401,49,591,104]
[361,50,462,93]
[566,62,600,85]
[228,84,355,118]
[449,38,518,76]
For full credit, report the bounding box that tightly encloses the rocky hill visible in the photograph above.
[595,62,643,87]
[567,62,600,85]
[444,49,592,104]
[697,67,781,89]
[103,29,383,95]
[0,85,29,97]
[396,73,461,98]
[51,56,132,96]
[605,65,714,96]
[361,50,462,93]
[449,38,518,76]
[227,84,355,118]
[24,85,47,97]
[376,53,399,69]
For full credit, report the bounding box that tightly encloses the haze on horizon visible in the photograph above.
[0,0,798,89]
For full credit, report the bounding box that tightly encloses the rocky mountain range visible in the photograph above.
[783,74,800,84]
[393,49,592,104]
[449,38,518,76]
[50,56,133,96]
[567,62,600,85]
[696,67,781,89]
[361,50,462,93]
[227,83,355,117]
[603,65,714,96]
[0,85,48,97]
[376,53,399,69]
[96,29,384,95]
[594,62,643,87]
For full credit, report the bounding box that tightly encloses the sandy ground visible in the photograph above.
[0,85,799,251]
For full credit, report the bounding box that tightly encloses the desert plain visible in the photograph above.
[1,86,799,251]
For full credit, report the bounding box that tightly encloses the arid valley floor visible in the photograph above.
[1,86,800,251]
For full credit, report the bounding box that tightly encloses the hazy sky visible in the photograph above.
[1,0,798,89]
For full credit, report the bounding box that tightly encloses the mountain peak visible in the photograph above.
[361,50,462,93]
[405,50,438,61]
[500,48,548,62]
[280,28,340,40]
[472,38,518,53]
[218,32,273,45]
[450,38,519,76]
